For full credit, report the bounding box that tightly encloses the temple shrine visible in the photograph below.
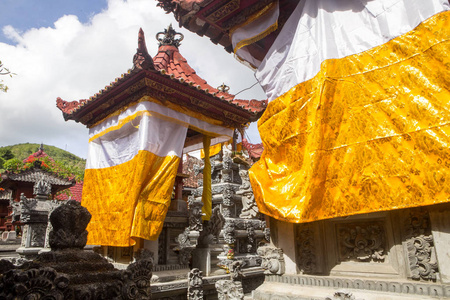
[157,0,450,299]
[0,145,75,234]
[57,25,267,298]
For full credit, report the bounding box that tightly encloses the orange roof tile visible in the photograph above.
[56,27,266,127]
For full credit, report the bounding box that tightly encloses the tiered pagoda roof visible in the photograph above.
[56,25,266,128]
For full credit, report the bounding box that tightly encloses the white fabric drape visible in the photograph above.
[256,0,450,101]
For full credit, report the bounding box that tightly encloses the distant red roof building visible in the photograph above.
[23,144,54,163]
[242,138,263,160]
[55,181,83,202]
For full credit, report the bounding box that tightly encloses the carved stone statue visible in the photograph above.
[33,176,52,198]
[237,169,259,219]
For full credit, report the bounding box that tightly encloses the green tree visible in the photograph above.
[0,149,14,160]
[3,158,22,172]
[0,60,15,93]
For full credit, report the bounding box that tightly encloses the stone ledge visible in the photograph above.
[257,275,450,299]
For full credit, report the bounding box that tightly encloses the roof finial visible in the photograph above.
[156,24,184,48]
[217,83,230,93]
[133,28,155,71]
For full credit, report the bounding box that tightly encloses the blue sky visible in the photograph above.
[0,0,107,44]
[0,0,264,158]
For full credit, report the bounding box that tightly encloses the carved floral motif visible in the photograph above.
[296,224,317,274]
[337,222,386,262]
[404,209,439,281]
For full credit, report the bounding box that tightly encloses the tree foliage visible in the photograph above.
[0,60,15,93]
[0,144,85,181]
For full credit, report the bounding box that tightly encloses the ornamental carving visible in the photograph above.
[133,28,155,71]
[237,169,259,219]
[33,176,52,197]
[187,268,203,300]
[0,200,154,300]
[188,195,204,232]
[223,219,236,244]
[337,222,386,262]
[296,224,317,274]
[205,0,240,23]
[325,291,356,300]
[215,279,244,300]
[199,206,225,246]
[404,209,439,281]
[30,224,47,247]
[257,246,285,275]
[49,200,91,250]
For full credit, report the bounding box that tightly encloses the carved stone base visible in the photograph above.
[253,275,450,299]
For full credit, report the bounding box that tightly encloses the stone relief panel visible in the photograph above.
[296,223,317,274]
[336,222,386,263]
[404,208,439,281]
[30,223,47,247]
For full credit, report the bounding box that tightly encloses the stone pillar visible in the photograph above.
[271,218,297,274]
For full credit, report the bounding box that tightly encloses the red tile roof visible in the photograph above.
[242,138,263,160]
[56,27,266,126]
[55,181,83,202]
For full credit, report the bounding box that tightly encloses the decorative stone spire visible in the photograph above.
[217,83,230,93]
[156,24,184,48]
[133,28,155,71]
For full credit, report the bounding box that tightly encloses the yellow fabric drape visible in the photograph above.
[250,11,450,223]
[200,142,222,158]
[83,150,179,246]
[202,135,212,221]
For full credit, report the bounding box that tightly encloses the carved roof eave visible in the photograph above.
[59,69,266,129]
[157,0,296,54]
[0,168,76,189]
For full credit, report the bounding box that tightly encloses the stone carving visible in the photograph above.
[296,224,317,274]
[404,209,439,281]
[9,198,20,220]
[259,273,450,298]
[222,185,234,218]
[187,268,203,300]
[188,195,204,232]
[30,224,47,247]
[337,222,386,262]
[229,260,245,281]
[175,228,195,265]
[20,194,37,215]
[215,279,244,300]
[326,290,356,300]
[257,246,285,275]
[199,206,225,246]
[33,176,52,198]
[122,249,153,299]
[0,267,70,299]
[0,200,154,299]
[237,169,259,219]
[49,200,90,250]
[223,219,236,244]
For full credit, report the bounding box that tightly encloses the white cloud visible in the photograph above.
[0,0,265,159]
